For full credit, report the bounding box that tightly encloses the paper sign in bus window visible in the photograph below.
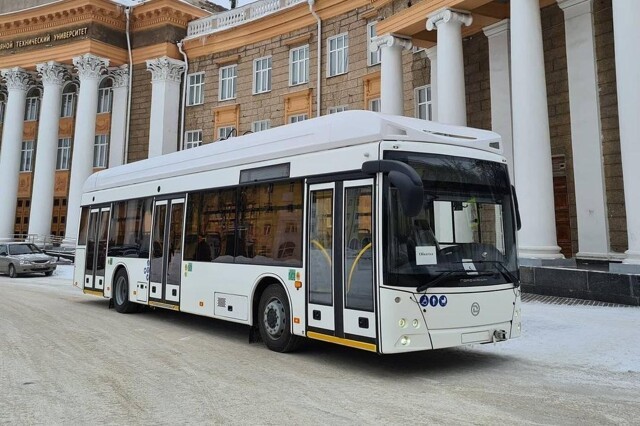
[416,246,437,265]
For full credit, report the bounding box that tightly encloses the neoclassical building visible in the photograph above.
[0,0,638,272]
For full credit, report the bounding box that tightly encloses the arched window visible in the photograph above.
[24,87,41,121]
[97,78,112,114]
[61,82,78,118]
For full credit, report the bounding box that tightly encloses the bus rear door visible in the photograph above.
[306,179,377,352]
[84,206,110,293]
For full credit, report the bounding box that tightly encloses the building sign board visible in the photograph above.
[0,27,88,51]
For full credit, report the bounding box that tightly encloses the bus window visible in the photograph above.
[108,198,153,258]
[78,207,90,245]
[308,189,333,305]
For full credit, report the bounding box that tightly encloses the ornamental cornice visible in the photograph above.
[0,3,124,39]
[110,65,129,88]
[1,67,33,92]
[73,53,109,81]
[369,34,412,53]
[146,56,185,83]
[36,61,68,87]
[132,7,199,31]
[426,9,473,32]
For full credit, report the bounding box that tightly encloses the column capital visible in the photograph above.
[36,61,68,87]
[1,67,32,92]
[483,19,510,39]
[146,56,185,83]
[73,54,109,81]
[557,0,593,19]
[369,34,412,53]
[426,8,472,31]
[111,64,130,88]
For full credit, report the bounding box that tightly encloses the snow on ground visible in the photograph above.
[51,264,75,280]
[472,301,640,374]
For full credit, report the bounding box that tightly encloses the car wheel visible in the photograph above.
[8,264,17,278]
[258,284,302,353]
[44,271,53,277]
[113,269,142,314]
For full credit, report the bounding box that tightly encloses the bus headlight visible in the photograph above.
[400,336,410,346]
[398,318,407,328]
[412,319,419,328]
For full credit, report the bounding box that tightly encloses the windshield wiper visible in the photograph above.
[472,260,520,287]
[416,270,495,293]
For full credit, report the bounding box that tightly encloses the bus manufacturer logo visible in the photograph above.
[471,302,480,316]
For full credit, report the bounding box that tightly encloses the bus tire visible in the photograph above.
[258,284,301,353]
[113,269,141,314]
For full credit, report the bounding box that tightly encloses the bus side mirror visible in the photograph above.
[362,160,424,217]
[511,185,522,231]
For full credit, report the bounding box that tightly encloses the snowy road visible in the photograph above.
[1,266,639,424]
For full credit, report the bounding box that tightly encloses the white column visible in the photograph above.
[511,0,563,260]
[426,9,472,126]
[109,65,129,168]
[0,68,31,240]
[370,34,412,115]
[558,0,609,260]
[612,0,640,265]
[483,20,515,183]
[425,46,438,122]
[65,54,109,243]
[28,62,68,238]
[146,56,185,157]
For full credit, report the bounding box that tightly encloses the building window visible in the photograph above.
[367,22,381,66]
[415,85,432,120]
[20,141,34,172]
[219,65,237,101]
[369,98,381,112]
[289,114,308,124]
[93,134,109,168]
[253,57,272,94]
[24,89,40,121]
[218,126,235,139]
[328,33,349,77]
[289,45,309,86]
[60,83,77,118]
[184,130,202,149]
[56,138,72,170]
[328,106,347,114]
[97,79,112,114]
[187,72,205,106]
[252,120,270,132]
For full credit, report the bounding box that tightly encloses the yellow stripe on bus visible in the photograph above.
[83,289,104,297]
[148,300,180,311]
[307,331,377,352]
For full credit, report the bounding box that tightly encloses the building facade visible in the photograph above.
[0,0,638,270]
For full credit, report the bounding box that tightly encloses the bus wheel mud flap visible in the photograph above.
[249,325,262,344]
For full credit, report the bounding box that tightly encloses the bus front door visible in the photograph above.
[149,198,185,309]
[84,206,110,293]
[307,179,376,351]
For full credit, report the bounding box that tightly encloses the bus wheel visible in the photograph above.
[258,284,301,353]
[113,270,141,314]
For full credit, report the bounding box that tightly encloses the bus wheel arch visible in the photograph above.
[253,277,301,352]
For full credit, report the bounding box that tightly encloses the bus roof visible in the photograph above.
[84,111,502,193]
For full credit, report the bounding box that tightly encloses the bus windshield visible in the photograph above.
[384,151,518,290]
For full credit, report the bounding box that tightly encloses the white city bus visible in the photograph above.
[74,111,521,354]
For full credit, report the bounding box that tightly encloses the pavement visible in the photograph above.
[1,266,639,425]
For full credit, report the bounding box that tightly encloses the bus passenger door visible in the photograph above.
[307,179,377,349]
[149,198,185,308]
[84,206,110,292]
[307,184,336,332]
